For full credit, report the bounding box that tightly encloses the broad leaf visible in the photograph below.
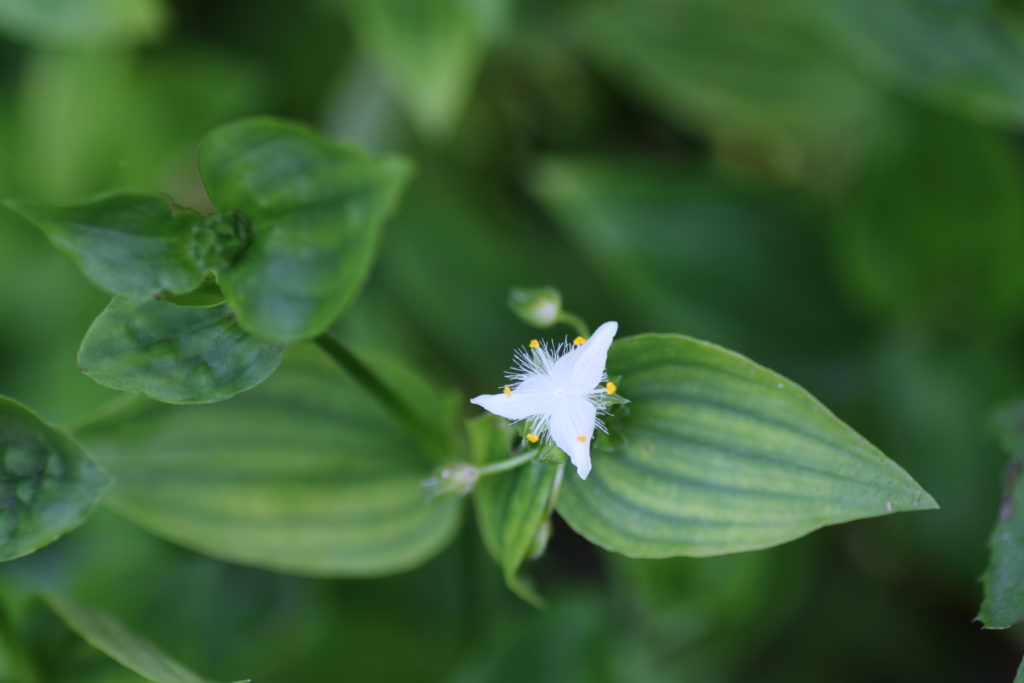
[0,396,108,561]
[573,0,881,178]
[0,0,166,48]
[78,298,285,405]
[556,334,937,557]
[74,345,462,576]
[978,400,1024,629]
[5,193,205,300]
[45,594,230,683]
[835,109,1024,328]
[198,117,412,342]
[467,415,557,605]
[824,0,1024,125]
[343,0,506,138]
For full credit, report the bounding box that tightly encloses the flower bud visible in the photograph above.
[508,287,562,328]
[421,463,479,501]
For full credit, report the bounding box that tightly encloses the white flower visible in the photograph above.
[470,321,620,480]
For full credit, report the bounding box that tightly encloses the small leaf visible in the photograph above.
[0,396,108,561]
[44,594,230,683]
[978,400,1024,629]
[5,192,205,300]
[198,117,412,342]
[78,298,285,405]
[556,334,937,558]
[467,415,557,605]
[74,345,462,576]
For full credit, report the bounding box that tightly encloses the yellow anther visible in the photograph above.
[576,435,588,442]
[526,433,540,443]
[573,336,587,346]
[606,381,618,395]
[503,385,512,397]
[529,339,540,348]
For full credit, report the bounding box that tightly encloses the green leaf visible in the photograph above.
[343,0,507,138]
[467,415,558,605]
[556,334,937,557]
[74,345,462,576]
[197,117,412,343]
[78,298,285,405]
[1016,655,1024,683]
[0,0,166,48]
[978,400,1024,629]
[0,396,108,561]
[573,0,880,178]
[834,109,1024,327]
[824,0,1024,125]
[44,594,231,683]
[4,193,205,300]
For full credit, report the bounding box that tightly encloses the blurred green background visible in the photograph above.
[2,0,1024,680]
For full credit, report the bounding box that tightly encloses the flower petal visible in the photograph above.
[470,390,538,421]
[549,395,597,479]
[552,321,618,392]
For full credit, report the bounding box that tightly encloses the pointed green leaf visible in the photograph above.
[197,117,412,342]
[44,594,232,683]
[0,396,108,561]
[344,0,506,138]
[74,345,461,576]
[978,400,1024,629]
[467,415,557,605]
[4,193,205,300]
[78,298,285,405]
[556,334,937,557]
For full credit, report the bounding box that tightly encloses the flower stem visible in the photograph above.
[478,449,539,477]
[556,311,590,338]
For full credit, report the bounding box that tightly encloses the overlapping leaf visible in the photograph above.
[78,298,285,404]
[198,117,412,342]
[75,345,461,576]
[5,193,204,300]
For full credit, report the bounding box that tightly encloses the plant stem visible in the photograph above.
[556,311,590,338]
[314,333,430,444]
[478,449,539,478]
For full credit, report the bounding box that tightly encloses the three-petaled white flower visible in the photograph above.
[470,321,620,480]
